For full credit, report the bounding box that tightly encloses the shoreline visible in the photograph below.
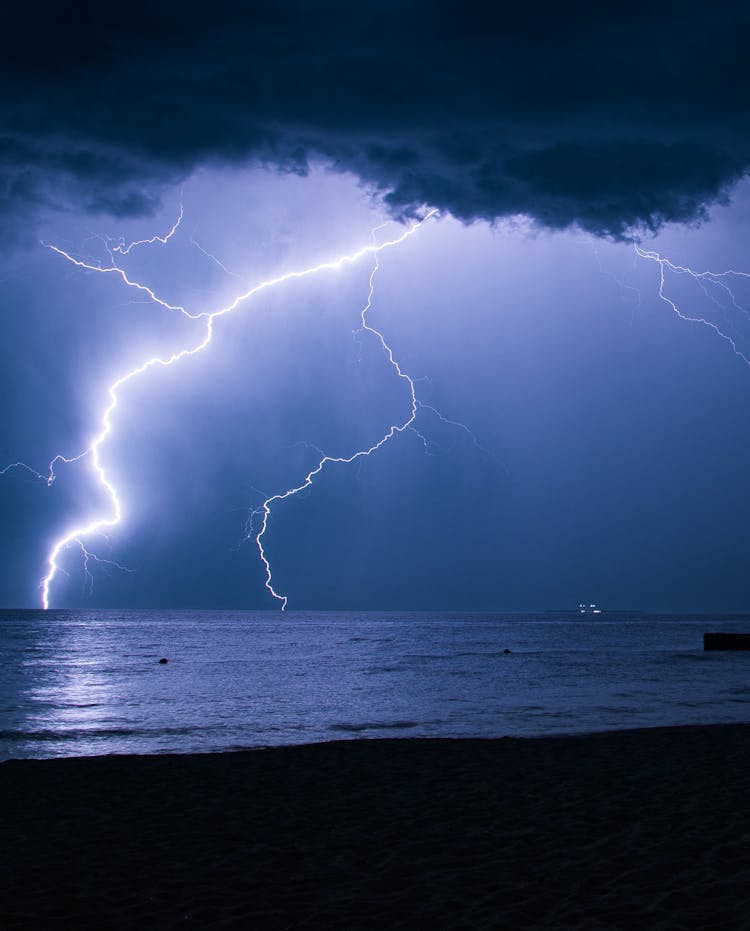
[6,718,750,765]
[3,723,750,928]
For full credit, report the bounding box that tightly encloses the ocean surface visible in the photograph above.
[1,610,749,760]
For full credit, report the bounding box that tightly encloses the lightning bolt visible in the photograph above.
[4,207,441,608]
[189,232,242,279]
[250,240,418,609]
[13,207,743,611]
[112,204,185,255]
[634,243,750,367]
[245,221,496,609]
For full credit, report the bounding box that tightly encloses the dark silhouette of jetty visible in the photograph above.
[704,633,750,651]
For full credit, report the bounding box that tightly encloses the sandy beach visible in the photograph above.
[2,724,750,929]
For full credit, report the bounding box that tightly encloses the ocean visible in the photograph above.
[1,610,749,761]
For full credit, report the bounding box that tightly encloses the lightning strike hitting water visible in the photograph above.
[245,221,495,609]
[6,209,438,608]
[634,244,750,366]
[250,243,417,609]
[11,209,746,610]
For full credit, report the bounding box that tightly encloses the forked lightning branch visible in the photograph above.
[3,208,444,609]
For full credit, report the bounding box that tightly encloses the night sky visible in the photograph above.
[2,3,750,611]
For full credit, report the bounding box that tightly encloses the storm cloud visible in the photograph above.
[2,1,749,238]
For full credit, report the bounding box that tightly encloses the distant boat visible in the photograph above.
[544,607,644,616]
[578,603,602,615]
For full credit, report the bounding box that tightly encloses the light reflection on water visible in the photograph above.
[1,610,749,759]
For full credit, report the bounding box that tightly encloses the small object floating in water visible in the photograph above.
[158,657,169,664]
[503,648,512,654]
[703,633,750,651]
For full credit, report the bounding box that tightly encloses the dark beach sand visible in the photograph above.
[2,724,750,930]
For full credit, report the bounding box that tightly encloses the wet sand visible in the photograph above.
[2,724,750,929]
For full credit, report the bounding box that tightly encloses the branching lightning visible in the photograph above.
[9,202,748,611]
[249,242,418,609]
[5,206,457,608]
[244,227,494,609]
[112,204,184,255]
[634,244,750,367]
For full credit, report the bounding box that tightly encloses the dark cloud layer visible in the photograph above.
[2,2,749,238]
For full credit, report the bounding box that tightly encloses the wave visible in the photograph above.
[328,720,420,733]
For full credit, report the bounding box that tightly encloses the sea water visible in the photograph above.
[1,610,749,760]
